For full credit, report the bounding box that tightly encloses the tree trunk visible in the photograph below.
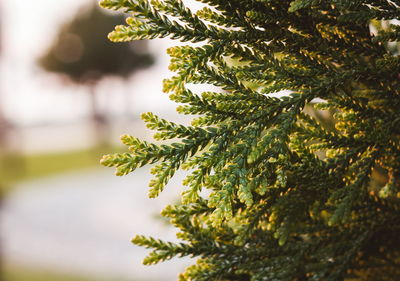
[88,84,108,148]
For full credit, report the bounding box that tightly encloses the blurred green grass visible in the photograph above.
[0,146,123,191]
[3,265,135,281]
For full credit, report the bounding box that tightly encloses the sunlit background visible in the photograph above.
[0,0,192,280]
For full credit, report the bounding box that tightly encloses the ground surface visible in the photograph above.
[1,167,189,281]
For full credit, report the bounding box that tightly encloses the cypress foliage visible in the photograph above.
[99,0,400,280]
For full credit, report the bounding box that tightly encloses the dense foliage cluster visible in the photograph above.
[100,0,400,280]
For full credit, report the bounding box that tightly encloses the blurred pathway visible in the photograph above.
[1,168,190,281]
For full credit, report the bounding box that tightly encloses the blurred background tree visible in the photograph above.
[0,0,5,153]
[0,0,16,157]
[0,0,22,187]
[39,1,154,147]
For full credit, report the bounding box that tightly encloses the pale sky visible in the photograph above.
[2,0,88,61]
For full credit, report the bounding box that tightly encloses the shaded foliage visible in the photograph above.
[101,0,400,280]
